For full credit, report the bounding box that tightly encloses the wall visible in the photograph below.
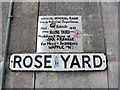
[0,0,2,89]
[1,1,118,89]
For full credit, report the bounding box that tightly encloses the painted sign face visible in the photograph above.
[9,53,107,71]
[37,16,83,52]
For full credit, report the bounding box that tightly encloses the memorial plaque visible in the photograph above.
[37,16,83,52]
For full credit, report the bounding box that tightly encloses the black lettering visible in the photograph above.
[70,55,81,68]
[61,55,70,68]
[93,55,102,68]
[50,22,55,28]
[44,55,52,68]
[82,55,91,68]
[13,55,22,68]
[34,55,42,68]
[23,56,33,68]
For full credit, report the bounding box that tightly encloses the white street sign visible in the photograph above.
[9,53,107,71]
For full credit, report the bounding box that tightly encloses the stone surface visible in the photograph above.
[101,2,118,59]
[0,61,2,90]
[4,2,38,88]
[108,57,118,88]
[101,2,118,88]
[0,0,1,86]
[1,1,118,89]
[39,2,56,15]
[8,2,38,54]
[82,2,107,88]
[35,2,108,88]
[0,2,9,89]
[2,2,9,57]
[118,60,120,90]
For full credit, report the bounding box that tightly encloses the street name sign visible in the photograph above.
[9,53,107,71]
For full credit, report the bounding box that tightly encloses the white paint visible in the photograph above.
[9,53,107,71]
